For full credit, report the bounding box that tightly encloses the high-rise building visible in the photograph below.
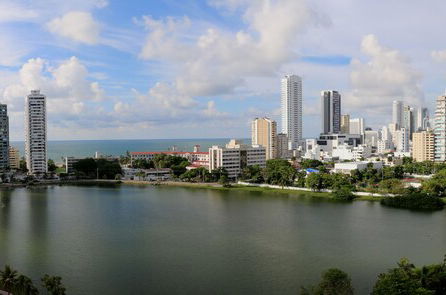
[25,90,47,174]
[340,114,350,134]
[276,133,289,159]
[395,127,409,153]
[434,95,446,162]
[349,118,364,135]
[402,105,414,136]
[412,130,435,162]
[0,104,9,170]
[281,75,302,149]
[209,140,266,178]
[8,146,19,170]
[321,90,341,134]
[392,100,404,129]
[416,107,429,131]
[251,117,277,160]
[364,130,379,148]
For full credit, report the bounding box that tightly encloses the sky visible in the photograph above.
[1,0,446,141]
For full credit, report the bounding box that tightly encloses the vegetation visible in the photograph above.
[0,265,65,294]
[381,191,445,211]
[73,158,122,179]
[47,159,57,172]
[132,155,190,177]
[263,159,296,187]
[333,186,357,201]
[301,268,354,295]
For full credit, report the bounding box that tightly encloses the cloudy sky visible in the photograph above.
[1,0,446,141]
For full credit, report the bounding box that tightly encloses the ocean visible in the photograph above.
[10,138,249,162]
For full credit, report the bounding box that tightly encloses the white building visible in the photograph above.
[332,144,372,161]
[321,90,341,134]
[333,161,383,174]
[25,90,47,175]
[209,139,266,178]
[377,140,393,154]
[251,117,277,160]
[349,118,365,135]
[417,107,429,131]
[434,94,446,161]
[281,75,302,149]
[364,130,379,148]
[395,127,410,153]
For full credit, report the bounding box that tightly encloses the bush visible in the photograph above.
[333,186,357,201]
[381,191,445,211]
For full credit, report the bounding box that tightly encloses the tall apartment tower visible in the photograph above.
[412,130,435,162]
[349,118,365,136]
[251,117,277,160]
[0,104,9,170]
[340,114,350,134]
[392,100,404,129]
[395,127,410,153]
[8,146,19,170]
[416,107,429,131]
[281,75,302,149]
[25,90,47,174]
[434,95,446,162]
[321,90,341,134]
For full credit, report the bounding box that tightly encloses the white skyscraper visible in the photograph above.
[321,90,341,134]
[25,90,47,174]
[392,100,404,129]
[281,75,302,149]
[416,107,429,131]
[395,127,410,153]
[349,118,364,135]
[434,95,446,162]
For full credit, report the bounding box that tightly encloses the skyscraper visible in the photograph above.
[0,104,9,170]
[340,114,350,134]
[434,95,446,162]
[321,90,341,134]
[416,107,429,131]
[395,127,409,153]
[281,75,302,149]
[392,100,403,129]
[25,90,47,174]
[251,117,277,160]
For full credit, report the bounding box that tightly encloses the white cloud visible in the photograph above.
[47,11,100,44]
[345,34,423,114]
[431,50,446,62]
[139,0,319,97]
[0,2,37,22]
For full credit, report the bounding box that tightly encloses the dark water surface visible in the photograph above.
[0,185,445,294]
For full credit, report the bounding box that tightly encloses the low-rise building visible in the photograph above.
[333,161,383,174]
[209,139,266,178]
[64,156,84,174]
[122,168,172,181]
[130,151,210,168]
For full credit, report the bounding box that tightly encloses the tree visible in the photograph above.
[378,178,405,194]
[48,159,57,172]
[301,268,354,295]
[0,265,17,295]
[306,173,324,191]
[422,169,446,197]
[372,259,432,295]
[20,158,28,173]
[42,274,66,295]
[264,159,296,187]
[240,165,264,183]
[14,274,38,295]
[295,171,307,187]
[333,186,356,201]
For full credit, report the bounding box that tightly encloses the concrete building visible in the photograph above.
[321,90,341,134]
[333,161,383,174]
[332,144,372,161]
[364,130,379,149]
[340,114,350,134]
[434,95,446,161]
[349,118,365,135]
[251,117,277,160]
[276,133,290,159]
[131,151,210,168]
[0,104,8,170]
[25,90,47,174]
[281,75,302,149]
[412,130,435,162]
[392,100,404,128]
[8,146,19,170]
[209,139,266,178]
[64,157,84,174]
[416,107,429,131]
[377,140,393,154]
[395,127,410,153]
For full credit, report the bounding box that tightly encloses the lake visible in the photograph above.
[0,185,445,294]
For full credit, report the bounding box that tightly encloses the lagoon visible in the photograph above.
[0,185,445,294]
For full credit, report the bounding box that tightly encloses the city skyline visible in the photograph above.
[1,0,446,141]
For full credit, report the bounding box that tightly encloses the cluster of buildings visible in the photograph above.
[130,74,446,179]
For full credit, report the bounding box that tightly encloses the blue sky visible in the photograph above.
[1,0,446,140]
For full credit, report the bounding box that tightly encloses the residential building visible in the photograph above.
[395,127,409,153]
[340,114,350,134]
[332,144,372,161]
[25,90,47,174]
[412,130,435,162]
[251,117,277,160]
[434,94,446,162]
[64,157,84,174]
[276,133,290,159]
[364,130,379,149]
[392,100,404,128]
[8,146,19,170]
[402,105,415,137]
[209,139,266,178]
[377,140,393,154]
[321,90,341,134]
[333,161,383,174]
[388,123,399,146]
[417,107,429,131]
[349,118,365,135]
[281,75,302,149]
[0,104,8,170]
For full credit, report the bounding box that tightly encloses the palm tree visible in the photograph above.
[41,274,66,295]
[14,274,39,295]
[0,265,18,295]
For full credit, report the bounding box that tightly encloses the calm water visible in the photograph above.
[0,185,445,294]
[10,138,244,162]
